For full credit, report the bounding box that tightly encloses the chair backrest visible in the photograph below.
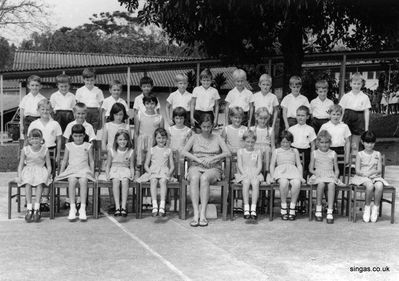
[381,154,386,178]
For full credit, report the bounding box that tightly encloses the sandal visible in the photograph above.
[158,208,166,217]
[280,207,288,220]
[326,212,334,224]
[190,219,199,227]
[243,210,250,219]
[315,211,323,222]
[250,211,257,220]
[199,219,208,227]
[121,208,127,217]
[152,207,158,217]
[288,208,296,221]
[114,208,121,217]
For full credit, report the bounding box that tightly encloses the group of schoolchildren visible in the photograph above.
[17,67,387,225]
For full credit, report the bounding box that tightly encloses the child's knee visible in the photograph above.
[374,182,383,191]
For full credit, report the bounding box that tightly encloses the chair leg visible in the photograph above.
[50,183,55,219]
[391,191,395,224]
[308,189,312,221]
[17,186,21,213]
[222,184,228,221]
[8,183,12,219]
[136,184,142,219]
[353,187,357,223]
[340,190,345,215]
[180,183,186,220]
[229,186,234,220]
[269,189,274,221]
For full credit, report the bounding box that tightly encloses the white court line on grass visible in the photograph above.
[101,209,192,281]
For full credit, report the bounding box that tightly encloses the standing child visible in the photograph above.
[250,74,279,128]
[17,129,51,223]
[50,74,76,132]
[250,107,275,170]
[221,106,247,153]
[309,130,339,224]
[101,80,129,126]
[137,128,174,217]
[102,102,130,151]
[63,103,97,143]
[105,130,135,217]
[133,76,160,117]
[56,124,95,221]
[225,69,253,126]
[166,74,192,127]
[75,68,104,132]
[191,68,220,129]
[281,76,311,129]
[19,75,46,137]
[134,95,164,166]
[351,131,388,223]
[339,72,371,154]
[270,131,305,220]
[168,107,192,152]
[234,130,263,220]
[310,80,334,134]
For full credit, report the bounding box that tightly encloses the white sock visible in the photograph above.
[290,202,296,210]
[160,201,165,209]
[251,204,257,212]
[80,204,86,211]
[27,203,33,210]
[316,205,322,212]
[34,203,40,210]
[70,203,76,210]
[281,202,287,209]
[244,204,250,212]
[152,200,158,208]
[327,208,333,214]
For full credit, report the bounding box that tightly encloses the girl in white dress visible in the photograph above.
[234,130,263,220]
[56,124,95,221]
[309,130,339,223]
[105,130,135,217]
[18,129,51,223]
[102,102,130,151]
[137,128,174,217]
[351,131,388,223]
[221,106,247,153]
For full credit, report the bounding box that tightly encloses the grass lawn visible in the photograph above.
[370,114,399,137]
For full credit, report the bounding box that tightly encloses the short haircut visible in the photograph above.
[142,94,158,105]
[255,107,270,118]
[82,68,96,79]
[69,124,89,142]
[175,73,188,83]
[242,130,256,141]
[172,107,187,118]
[329,104,343,114]
[289,76,302,85]
[350,72,365,84]
[259,74,272,84]
[229,106,244,118]
[74,102,87,112]
[232,69,247,81]
[28,128,43,139]
[315,80,328,90]
[140,76,154,87]
[280,130,294,143]
[200,68,213,80]
[109,102,128,122]
[198,112,214,125]
[37,98,52,111]
[154,127,168,140]
[113,130,133,151]
[317,130,332,143]
[109,79,122,90]
[361,131,377,143]
[297,105,310,116]
[27,75,41,84]
[56,74,71,84]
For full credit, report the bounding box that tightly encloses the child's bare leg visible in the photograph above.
[150,178,158,209]
[199,173,211,221]
[25,184,32,205]
[189,173,201,221]
[78,178,88,205]
[158,178,167,215]
[373,182,384,206]
[364,181,374,206]
[289,179,301,205]
[316,183,325,206]
[327,183,336,210]
[68,177,78,204]
[242,179,250,206]
[35,184,43,205]
[279,179,289,204]
[265,147,271,171]
[112,179,121,210]
[250,179,260,217]
[121,178,129,210]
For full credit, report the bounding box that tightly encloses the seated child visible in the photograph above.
[221,106,247,153]
[168,107,192,152]
[102,102,130,151]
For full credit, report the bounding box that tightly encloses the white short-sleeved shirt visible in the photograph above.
[225,87,253,112]
[250,91,279,114]
[280,93,311,118]
[19,93,46,117]
[339,91,371,111]
[320,121,351,147]
[27,119,62,148]
[133,93,161,114]
[75,86,104,108]
[166,90,192,111]
[101,96,129,117]
[288,123,316,149]
[63,120,96,142]
[192,86,220,111]
[50,91,76,112]
[310,97,334,119]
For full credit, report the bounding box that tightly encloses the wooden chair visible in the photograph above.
[229,151,272,220]
[351,154,396,223]
[136,150,184,219]
[8,140,56,219]
[180,155,231,221]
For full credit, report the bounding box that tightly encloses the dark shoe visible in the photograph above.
[158,208,166,217]
[25,209,33,223]
[40,203,50,212]
[152,208,158,217]
[250,211,257,220]
[243,210,251,219]
[33,210,41,222]
[114,209,121,217]
[199,219,208,227]
[280,207,289,220]
[190,219,199,227]
[121,208,128,217]
[326,213,334,224]
[315,211,323,222]
[288,208,296,221]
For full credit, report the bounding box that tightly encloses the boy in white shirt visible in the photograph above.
[225,69,252,126]
[190,68,220,128]
[281,76,311,129]
[310,80,334,134]
[75,68,104,132]
[166,74,192,127]
[50,74,76,132]
[133,76,160,117]
[63,103,97,143]
[19,75,46,137]
[339,72,371,153]
[249,74,279,128]
[101,79,129,125]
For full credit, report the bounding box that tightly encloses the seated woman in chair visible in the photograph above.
[182,113,230,227]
